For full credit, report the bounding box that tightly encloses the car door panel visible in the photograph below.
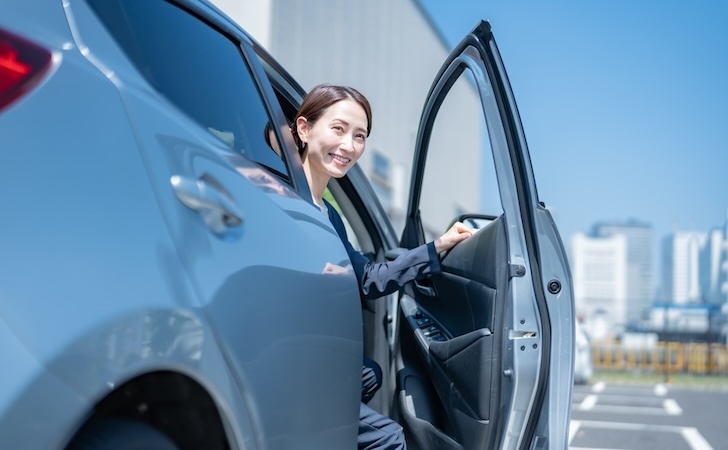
[412,216,505,337]
[399,216,507,448]
[429,328,494,419]
[426,216,508,421]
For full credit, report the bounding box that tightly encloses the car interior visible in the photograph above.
[322,171,510,450]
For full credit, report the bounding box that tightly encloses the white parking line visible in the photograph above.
[654,383,668,396]
[569,420,580,443]
[569,447,624,450]
[574,383,683,416]
[682,427,714,450]
[578,404,674,415]
[587,382,664,397]
[579,395,598,410]
[572,420,714,450]
[664,398,683,415]
[580,394,663,404]
[569,421,622,450]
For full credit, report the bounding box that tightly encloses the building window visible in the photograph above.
[368,150,392,212]
[372,151,390,181]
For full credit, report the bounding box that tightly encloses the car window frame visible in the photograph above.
[241,22,312,200]
[85,0,313,202]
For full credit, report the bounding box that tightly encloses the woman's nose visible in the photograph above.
[339,133,354,151]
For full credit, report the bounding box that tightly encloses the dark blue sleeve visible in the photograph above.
[326,200,441,300]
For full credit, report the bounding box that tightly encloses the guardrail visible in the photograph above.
[592,341,728,375]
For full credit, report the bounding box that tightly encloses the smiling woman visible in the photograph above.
[291,83,476,449]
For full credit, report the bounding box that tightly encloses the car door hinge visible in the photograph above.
[509,264,526,278]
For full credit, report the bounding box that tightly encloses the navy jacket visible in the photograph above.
[324,199,441,300]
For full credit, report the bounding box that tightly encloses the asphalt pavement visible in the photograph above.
[570,382,727,450]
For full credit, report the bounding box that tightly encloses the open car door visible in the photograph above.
[394,21,575,450]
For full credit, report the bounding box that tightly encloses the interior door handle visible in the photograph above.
[413,279,435,297]
[170,175,243,234]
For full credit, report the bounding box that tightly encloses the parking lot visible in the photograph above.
[570,382,726,449]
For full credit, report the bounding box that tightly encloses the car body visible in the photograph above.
[574,321,594,384]
[0,0,575,449]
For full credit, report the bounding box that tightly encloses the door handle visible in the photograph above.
[413,279,435,297]
[170,175,243,234]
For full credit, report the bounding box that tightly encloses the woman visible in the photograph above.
[292,84,473,450]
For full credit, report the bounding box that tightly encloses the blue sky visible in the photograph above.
[419,1,728,257]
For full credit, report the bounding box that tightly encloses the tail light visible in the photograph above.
[0,28,52,111]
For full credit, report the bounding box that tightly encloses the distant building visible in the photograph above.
[213,0,481,235]
[660,214,728,307]
[592,220,653,323]
[652,212,728,343]
[646,303,718,342]
[570,232,628,340]
[661,231,708,304]
[702,220,728,306]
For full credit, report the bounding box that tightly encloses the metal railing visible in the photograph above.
[592,341,728,375]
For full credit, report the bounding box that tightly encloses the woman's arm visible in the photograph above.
[326,201,443,300]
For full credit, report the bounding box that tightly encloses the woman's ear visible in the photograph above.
[295,116,309,144]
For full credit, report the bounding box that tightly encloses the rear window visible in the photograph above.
[87,0,287,177]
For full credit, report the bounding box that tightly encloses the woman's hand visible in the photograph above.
[434,221,475,254]
[322,262,352,275]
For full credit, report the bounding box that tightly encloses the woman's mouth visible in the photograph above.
[330,153,351,166]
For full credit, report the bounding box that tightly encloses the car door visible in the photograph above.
[74,0,363,448]
[394,21,575,450]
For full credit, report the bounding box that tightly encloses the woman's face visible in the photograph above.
[297,99,368,180]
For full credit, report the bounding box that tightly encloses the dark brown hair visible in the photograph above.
[291,84,372,155]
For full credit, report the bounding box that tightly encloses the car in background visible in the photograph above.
[574,321,594,384]
[0,0,575,449]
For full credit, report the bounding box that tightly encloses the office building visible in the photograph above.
[661,232,707,304]
[570,232,628,340]
[703,223,728,306]
[592,220,653,323]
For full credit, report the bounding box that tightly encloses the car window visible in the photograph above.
[419,71,503,241]
[86,0,288,177]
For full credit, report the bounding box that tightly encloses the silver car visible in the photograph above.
[0,0,575,449]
